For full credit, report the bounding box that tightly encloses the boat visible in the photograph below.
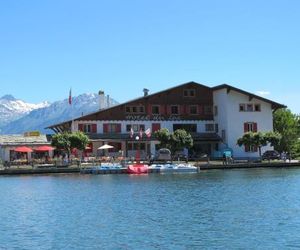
[149,163,198,173]
[127,163,149,174]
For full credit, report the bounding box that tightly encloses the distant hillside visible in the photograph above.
[0,93,118,134]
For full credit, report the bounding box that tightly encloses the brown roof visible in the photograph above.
[47,81,286,130]
[212,84,286,110]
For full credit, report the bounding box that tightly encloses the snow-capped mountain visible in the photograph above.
[0,95,50,127]
[0,93,118,134]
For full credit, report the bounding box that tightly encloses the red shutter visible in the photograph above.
[245,145,250,152]
[166,106,171,115]
[91,124,97,133]
[152,123,161,132]
[78,124,83,131]
[253,146,258,152]
[160,105,165,115]
[103,123,109,133]
[253,123,258,132]
[198,105,203,114]
[116,124,121,133]
[244,123,248,133]
[180,105,185,115]
[147,105,152,115]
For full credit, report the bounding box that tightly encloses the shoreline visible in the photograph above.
[0,161,300,175]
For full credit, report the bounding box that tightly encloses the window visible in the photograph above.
[104,123,121,133]
[244,122,257,132]
[245,145,258,152]
[239,104,245,112]
[215,124,219,133]
[214,106,218,116]
[205,124,214,132]
[254,104,261,112]
[171,105,179,115]
[221,130,226,141]
[127,124,145,132]
[204,106,213,115]
[189,105,198,115]
[173,124,197,133]
[125,106,145,114]
[152,105,160,115]
[139,106,145,113]
[183,89,196,97]
[83,124,92,133]
[246,104,253,112]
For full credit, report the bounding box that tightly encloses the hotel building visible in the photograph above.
[47,82,285,159]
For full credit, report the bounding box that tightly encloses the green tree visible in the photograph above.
[51,132,72,156]
[51,131,89,158]
[237,131,281,158]
[154,128,193,153]
[69,131,89,151]
[154,128,171,149]
[170,129,193,153]
[273,108,300,156]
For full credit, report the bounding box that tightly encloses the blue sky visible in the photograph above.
[0,0,299,113]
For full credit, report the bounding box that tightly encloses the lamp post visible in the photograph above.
[135,136,140,163]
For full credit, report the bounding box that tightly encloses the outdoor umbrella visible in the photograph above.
[98,144,114,150]
[14,146,33,153]
[34,146,55,152]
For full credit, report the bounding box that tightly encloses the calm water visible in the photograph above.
[1,169,300,249]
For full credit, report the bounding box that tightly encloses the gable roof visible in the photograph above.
[46,81,210,129]
[212,84,286,110]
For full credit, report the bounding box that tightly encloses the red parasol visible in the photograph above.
[14,146,33,153]
[34,146,55,152]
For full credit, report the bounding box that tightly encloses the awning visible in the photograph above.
[14,146,33,153]
[34,146,55,152]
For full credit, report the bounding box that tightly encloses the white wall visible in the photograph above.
[225,90,274,158]
[213,89,229,145]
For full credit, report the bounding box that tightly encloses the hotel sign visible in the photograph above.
[24,131,41,137]
[125,115,181,121]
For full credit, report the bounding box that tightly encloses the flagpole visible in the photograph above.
[69,87,74,132]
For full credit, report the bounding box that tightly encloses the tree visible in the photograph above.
[237,131,281,158]
[154,128,171,149]
[273,108,300,156]
[51,132,72,156]
[69,131,89,151]
[170,129,193,153]
[154,128,193,153]
[51,131,89,158]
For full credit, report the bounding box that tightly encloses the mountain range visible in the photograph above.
[0,94,118,134]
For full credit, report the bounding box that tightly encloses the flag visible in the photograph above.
[145,128,151,138]
[68,88,72,105]
[130,127,134,138]
[139,128,143,139]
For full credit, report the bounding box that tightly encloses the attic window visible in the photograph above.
[183,89,196,97]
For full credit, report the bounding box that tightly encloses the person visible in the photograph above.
[222,152,227,165]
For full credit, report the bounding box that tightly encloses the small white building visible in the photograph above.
[48,82,285,159]
[0,133,52,163]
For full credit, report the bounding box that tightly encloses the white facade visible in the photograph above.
[213,88,274,158]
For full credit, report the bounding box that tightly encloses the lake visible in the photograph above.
[1,168,300,249]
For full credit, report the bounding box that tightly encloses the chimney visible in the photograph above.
[143,88,149,97]
[107,94,110,108]
[98,90,105,110]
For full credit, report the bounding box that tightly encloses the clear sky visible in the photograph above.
[0,0,299,113]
